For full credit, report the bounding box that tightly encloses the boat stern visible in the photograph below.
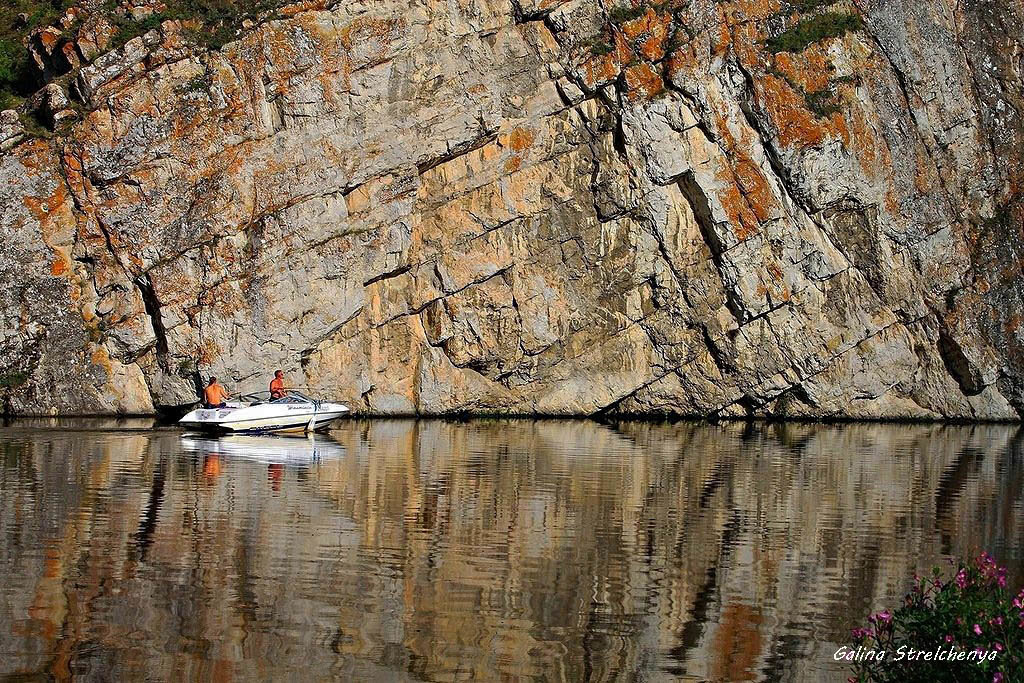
[179,406,237,430]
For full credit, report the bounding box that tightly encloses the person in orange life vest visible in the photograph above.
[204,377,230,408]
[270,370,288,399]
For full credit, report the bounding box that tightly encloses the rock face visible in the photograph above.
[1,0,1023,418]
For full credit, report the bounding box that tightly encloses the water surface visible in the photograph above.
[1,419,1022,681]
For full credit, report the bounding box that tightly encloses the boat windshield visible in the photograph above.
[238,390,316,405]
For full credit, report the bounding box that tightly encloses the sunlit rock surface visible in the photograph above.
[1,0,1022,417]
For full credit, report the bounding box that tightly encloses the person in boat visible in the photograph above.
[270,370,288,400]
[204,377,231,408]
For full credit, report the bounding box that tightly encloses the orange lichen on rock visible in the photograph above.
[339,16,402,53]
[50,257,69,277]
[624,62,664,101]
[582,32,635,89]
[728,0,782,21]
[913,146,935,194]
[90,346,113,374]
[621,8,671,62]
[278,0,333,17]
[726,13,769,69]
[884,190,901,217]
[715,172,761,242]
[198,338,222,366]
[505,127,536,152]
[732,157,778,223]
[38,27,62,51]
[845,102,889,179]
[771,48,832,93]
[500,126,536,173]
[664,42,699,83]
[755,72,831,148]
[710,11,732,57]
[20,144,78,259]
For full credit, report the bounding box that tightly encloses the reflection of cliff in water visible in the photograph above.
[1,421,1022,681]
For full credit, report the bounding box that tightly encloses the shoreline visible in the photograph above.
[1,412,1021,427]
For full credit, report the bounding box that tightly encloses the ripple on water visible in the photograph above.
[0,420,1022,681]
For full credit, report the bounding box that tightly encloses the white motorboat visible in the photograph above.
[178,390,349,433]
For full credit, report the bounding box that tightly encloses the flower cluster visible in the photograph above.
[848,553,1023,682]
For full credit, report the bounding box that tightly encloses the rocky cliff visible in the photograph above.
[1,0,1022,418]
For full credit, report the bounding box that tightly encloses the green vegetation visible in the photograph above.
[832,73,860,86]
[586,38,615,56]
[1,0,287,113]
[766,65,859,119]
[106,10,166,51]
[849,554,1021,682]
[587,0,692,60]
[179,72,210,95]
[0,372,29,388]
[1,1,75,107]
[766,11,863,53]
[786,0,836,13]
[607,0,686,26]
[19,108,52,138]
[177,358,196,377]
[803,87,840,117]
[608,4,650,24]
[105,0,285,52]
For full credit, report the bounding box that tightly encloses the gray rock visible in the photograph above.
[1,1,1023,419]
[0,111,24,152]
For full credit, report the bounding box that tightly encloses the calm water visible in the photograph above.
[1,419,1022,682]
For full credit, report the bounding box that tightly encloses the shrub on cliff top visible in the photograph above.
[1,1,75,106]
[108,0,285,51]
[0,0,288,110]
[849,553,1023,682]
[788,0,837,12]
[766,11,863,53]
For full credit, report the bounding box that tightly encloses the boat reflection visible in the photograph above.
[179,432,346,467]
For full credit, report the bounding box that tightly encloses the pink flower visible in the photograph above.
[945,635,954,643]
[993,673,1004,683]
[974,624,984,635]
[994,642,1004,652]
[877,610,892,625]
[851,627,872,640]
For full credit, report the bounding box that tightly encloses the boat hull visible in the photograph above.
[179,403,349,434]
